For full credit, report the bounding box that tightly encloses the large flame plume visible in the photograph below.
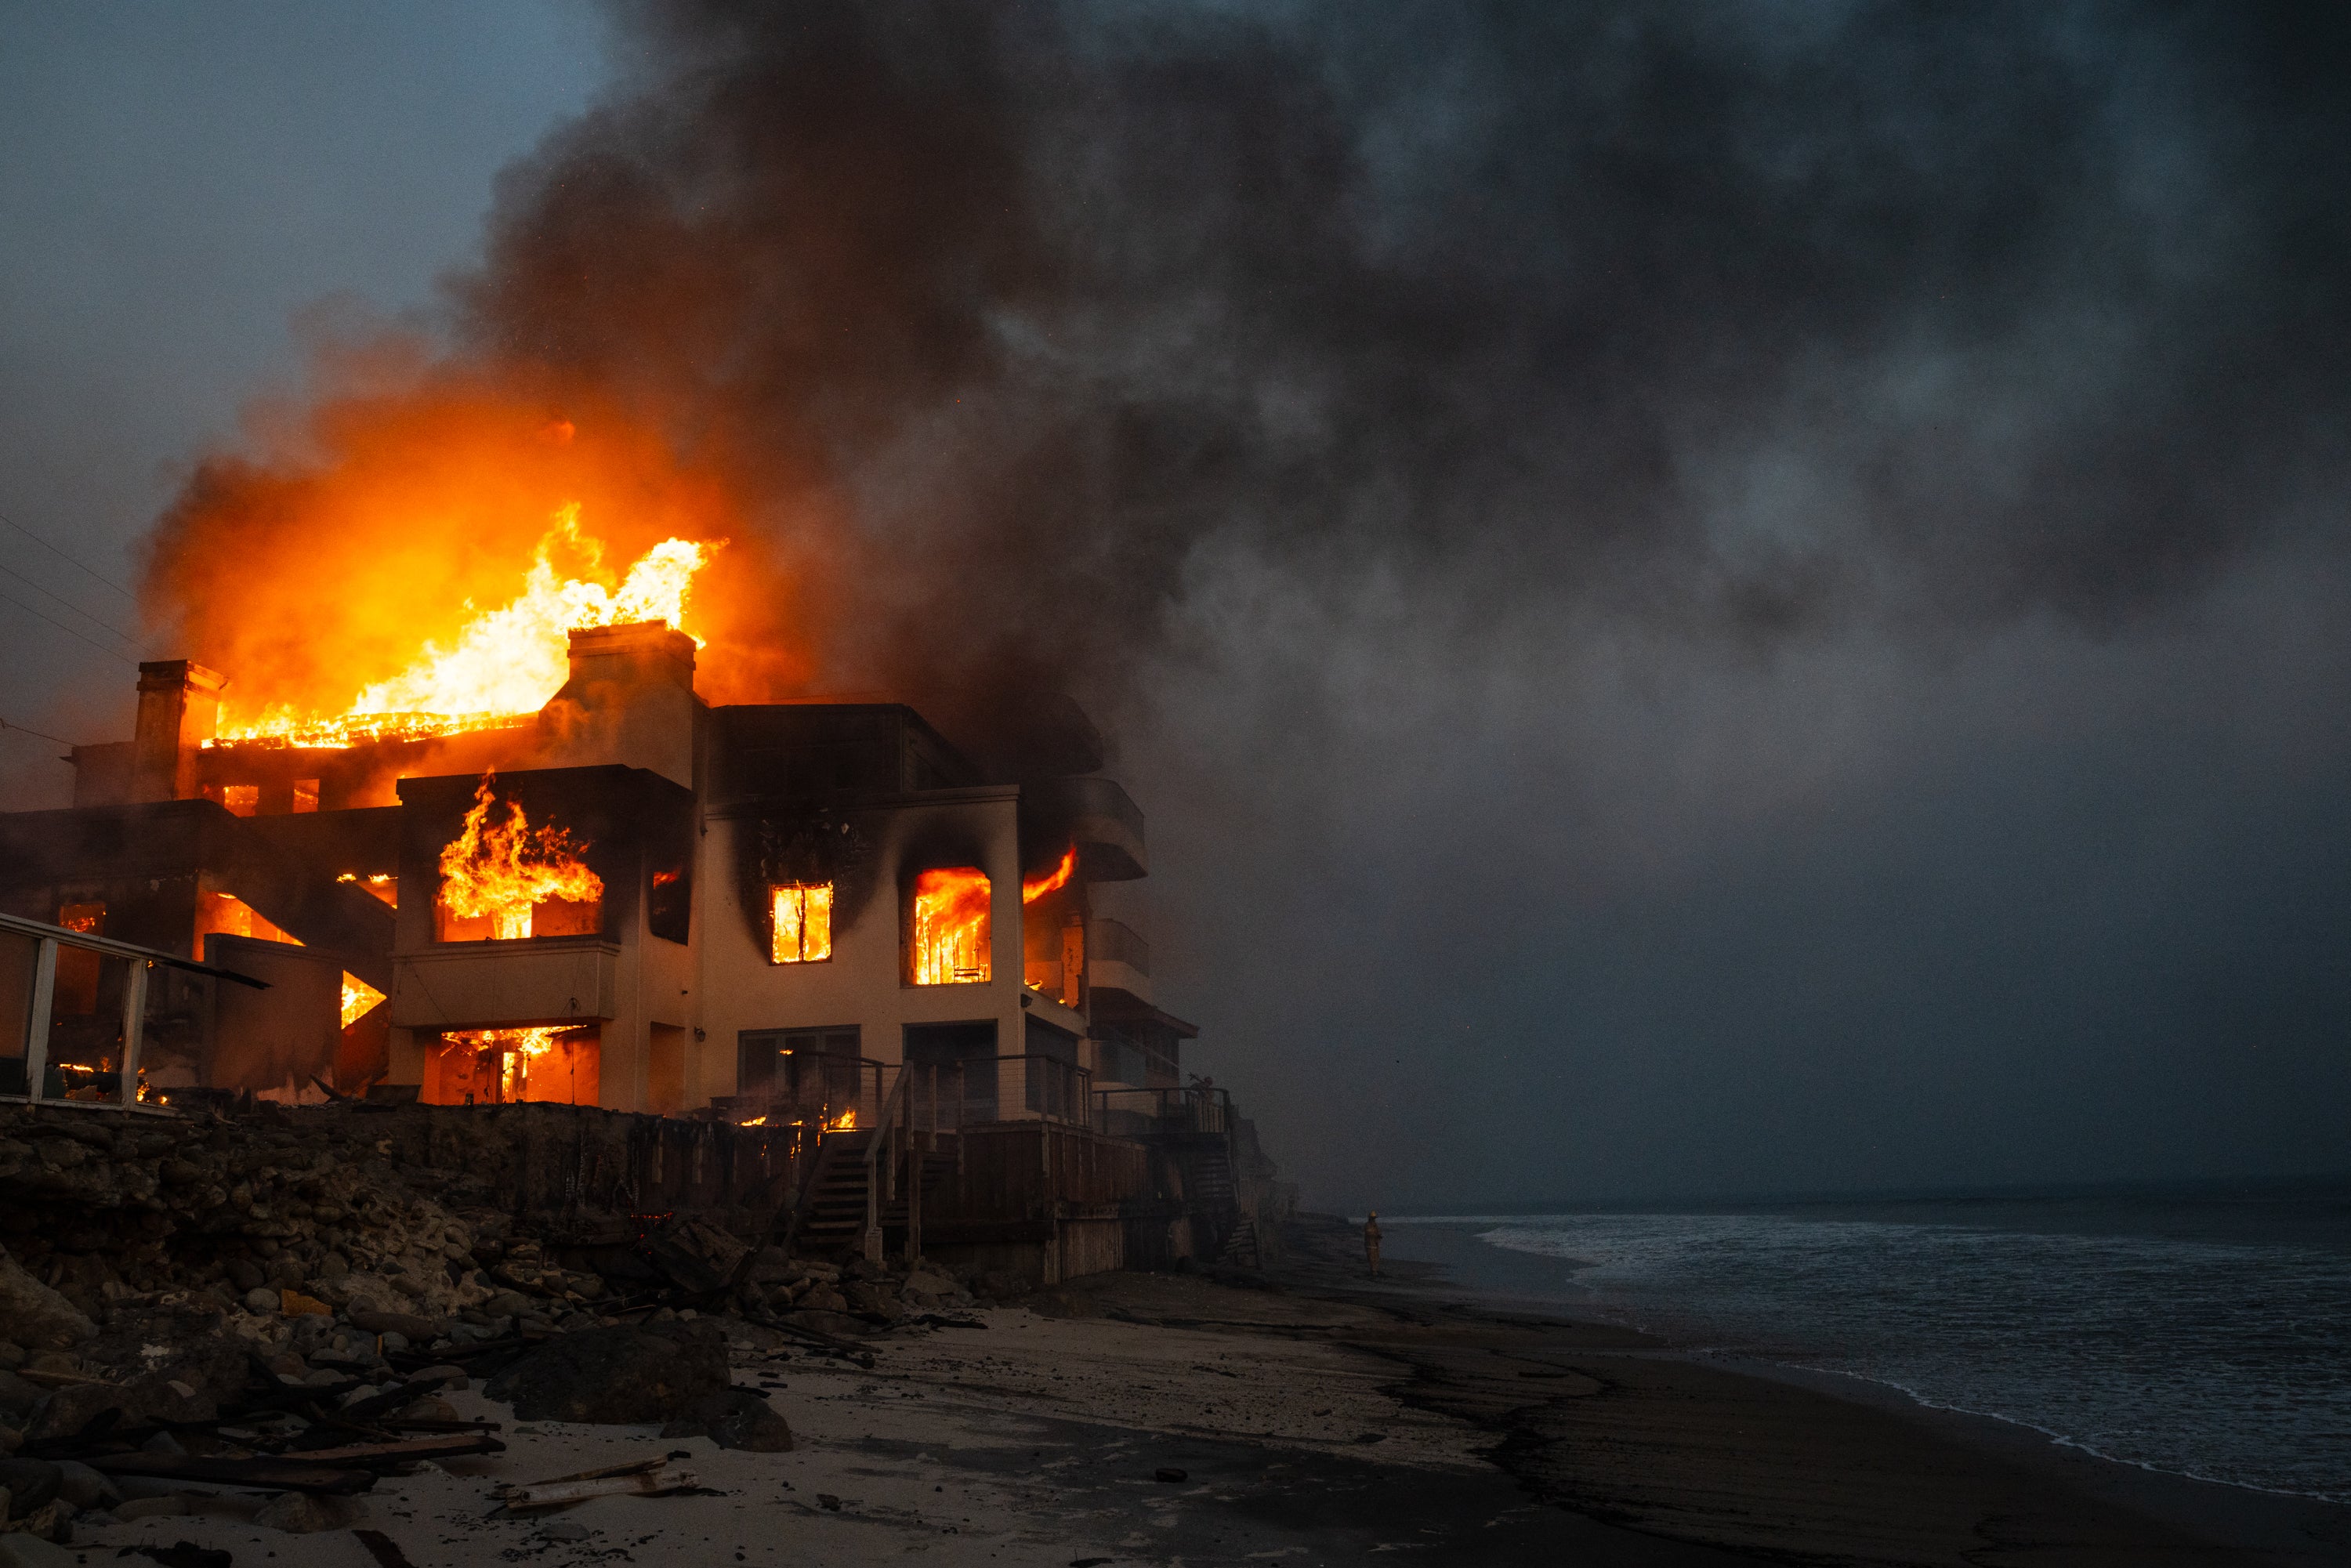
[437,772,603,940]
[223,506,718,747]
[143,378,813,737]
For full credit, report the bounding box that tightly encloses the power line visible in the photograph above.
[0,584,139,666]
[0,509,139,603]
[0,556,139,648]
[0,716,77,748]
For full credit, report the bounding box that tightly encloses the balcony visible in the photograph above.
[1085,917,1150,1005]
[1027,777,1146,882]
[389,936,619,1030]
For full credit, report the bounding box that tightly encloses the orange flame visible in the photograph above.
[339,972,386,1030]
[829,1107,858,1130]
[445,1026,575,1101]
[437,772,603,940]
[911,867,991,984]
[218,506,719,748]
[770,882,833,963]
[1021,846,1076,904]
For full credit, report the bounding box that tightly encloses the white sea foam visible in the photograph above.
[1444,1207,2351,1501]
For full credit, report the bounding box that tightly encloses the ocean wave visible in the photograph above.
[1450,1208,2351,1501]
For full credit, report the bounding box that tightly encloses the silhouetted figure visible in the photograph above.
[1364,1211,1382,1277]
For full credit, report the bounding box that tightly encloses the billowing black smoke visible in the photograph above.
[440,1,2351,755]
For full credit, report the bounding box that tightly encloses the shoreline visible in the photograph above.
[1363,1202,2351,1516]
[45,1224,2351,1566]
[1289,1211,2351,1564]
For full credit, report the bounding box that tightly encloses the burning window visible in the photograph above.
[203,783,259,817]
[770,883,833,963]
[422,1025,598,1106]
[435,773,603,942]
[292,779,320,813]
[910,867,991,985]
[1019,847,1082,1005]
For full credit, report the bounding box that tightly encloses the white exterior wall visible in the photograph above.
[690,787,1078,1102]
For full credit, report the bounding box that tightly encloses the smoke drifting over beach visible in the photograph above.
[132,3,2351,1203]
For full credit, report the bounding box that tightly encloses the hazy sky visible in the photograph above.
[2,3,2346,1211]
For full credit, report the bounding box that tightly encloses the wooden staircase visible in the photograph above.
[1183,1136,1252,1265]
[792,1131,958,1258]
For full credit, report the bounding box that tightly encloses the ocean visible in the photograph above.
[1375,1185,2351,1502]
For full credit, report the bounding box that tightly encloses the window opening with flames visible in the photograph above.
[423,1025,598,1106]
[770,883,833,964]
[911,867,991,985]
[436,773,603,941]
[907,850,1079,987]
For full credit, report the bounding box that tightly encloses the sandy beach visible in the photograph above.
[60,1215,2351,1567]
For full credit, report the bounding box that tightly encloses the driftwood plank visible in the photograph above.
[294,1433,504,1465]
[494,1465,697,1510]
[89,1453,376,1494]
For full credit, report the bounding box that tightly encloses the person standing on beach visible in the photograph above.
[1364,1211,1382,1277]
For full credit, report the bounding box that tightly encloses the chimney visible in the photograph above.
[536,621,697,787]
[130,660,226,802]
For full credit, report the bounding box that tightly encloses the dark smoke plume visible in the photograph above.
[150,1,2351,750]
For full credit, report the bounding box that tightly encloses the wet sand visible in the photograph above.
[67,1221,2351,1566]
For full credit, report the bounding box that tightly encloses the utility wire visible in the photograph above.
[0,556,140,648]
[0,509,139,603]
[0,584,139,666]
[0,716,77,748]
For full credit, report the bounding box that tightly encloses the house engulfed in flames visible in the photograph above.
[0,556,1270,1276]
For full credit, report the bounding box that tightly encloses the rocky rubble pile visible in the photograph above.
[0,1102,994,1544]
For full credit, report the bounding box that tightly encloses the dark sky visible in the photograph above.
[2,2,2347,1210]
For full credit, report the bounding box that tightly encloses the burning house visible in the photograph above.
[0,529,1266,1280]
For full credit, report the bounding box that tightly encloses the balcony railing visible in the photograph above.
[722,1053,1096,1132]
[0,910,263,1108]
[1094,1084,1230,1138]
[716,1054,893,1131]
[1086,918,1150,974]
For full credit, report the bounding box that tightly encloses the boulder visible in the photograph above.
[0,1377,40,1421]
[0,1527,71,1565]
[47,1462,113,1512]
[0,1459,59,1516]
[483,1328,728,1425]
[645,1219,748,1295]
[659,1388,792,1452]
[348,1308,437,1340]
[0,1255,92,1351]
[743,1248,797,1286]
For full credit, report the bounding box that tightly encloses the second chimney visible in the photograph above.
[131,660,226,802]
